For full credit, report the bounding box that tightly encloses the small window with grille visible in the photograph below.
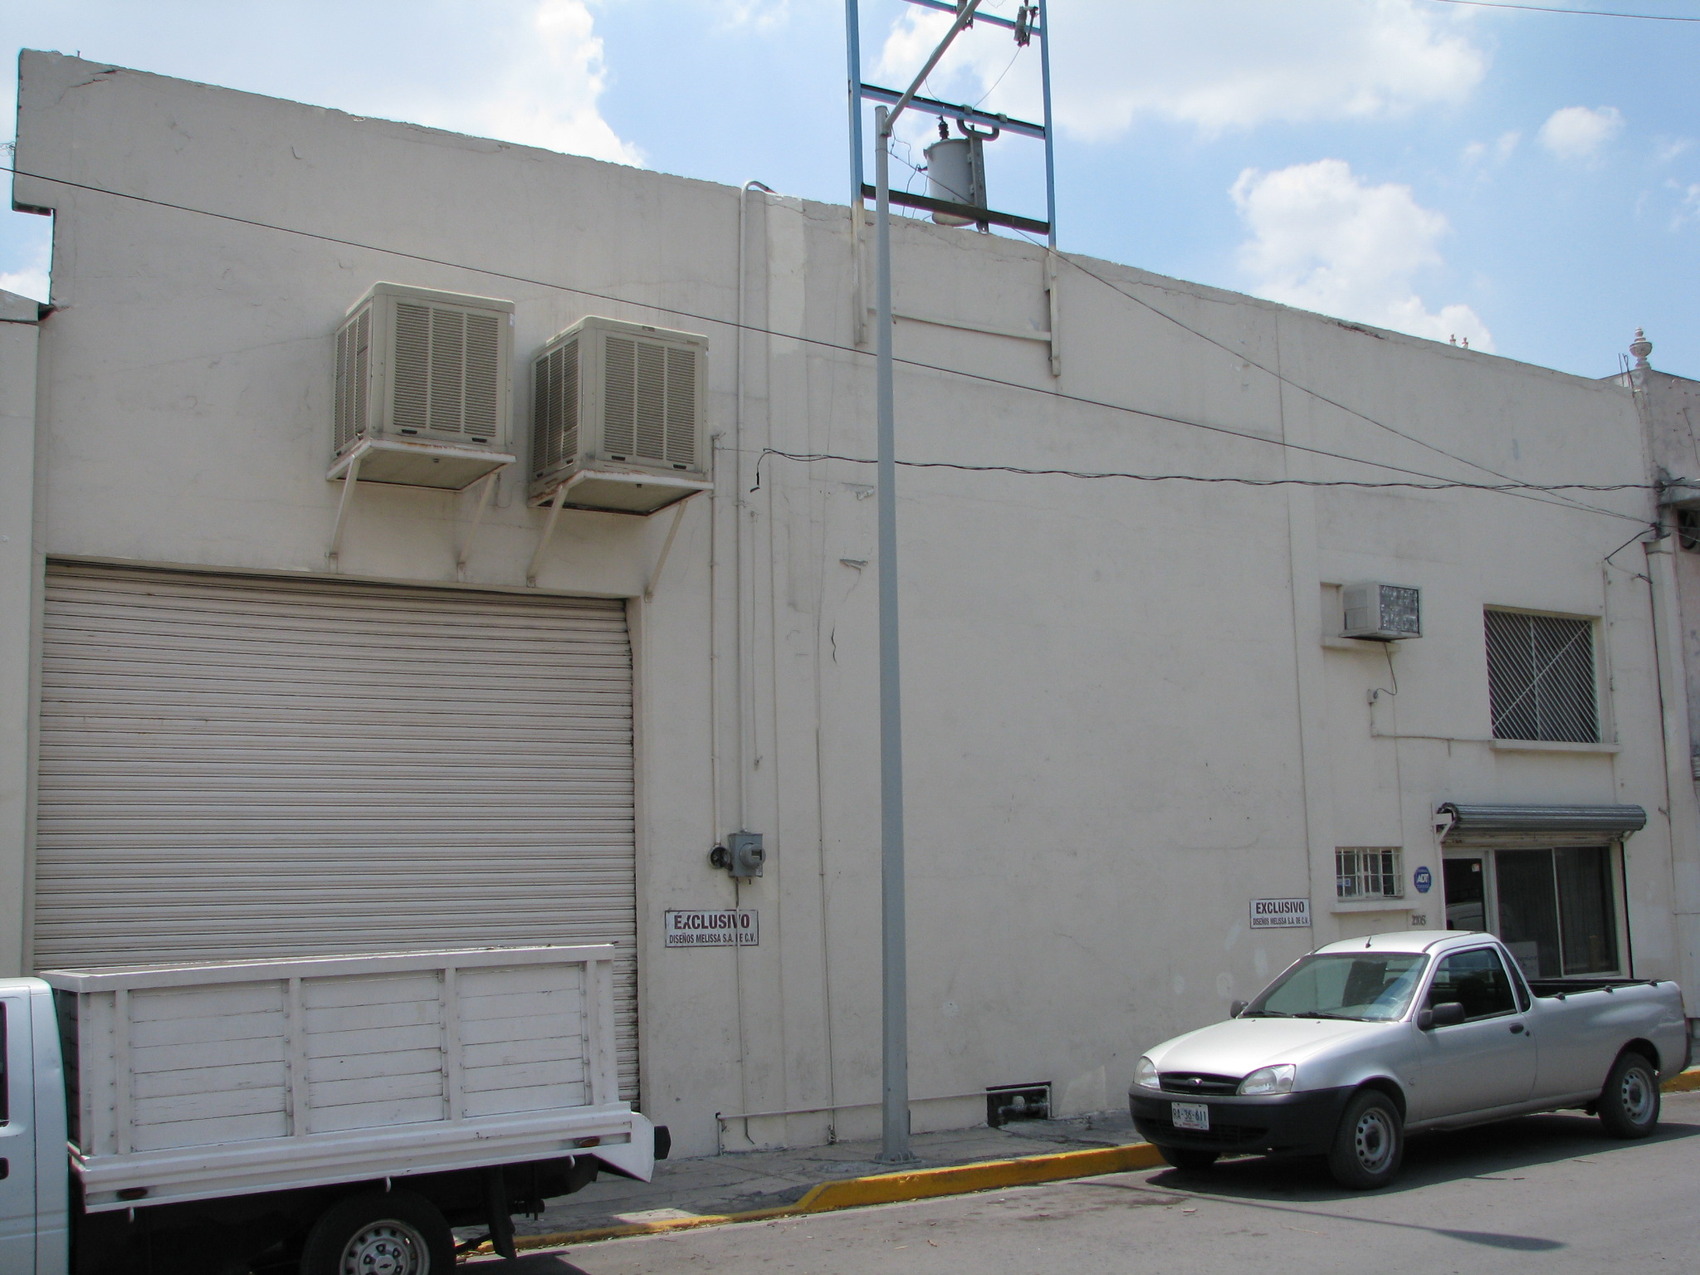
[1679,510,1700,552]
[1484,609,1599,743]
[1336,847,1403,900]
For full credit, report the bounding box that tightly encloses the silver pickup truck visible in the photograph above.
[1129,930,1690,1188]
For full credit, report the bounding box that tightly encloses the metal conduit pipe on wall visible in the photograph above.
[728,179,774,1142]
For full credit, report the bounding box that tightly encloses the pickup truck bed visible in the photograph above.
[42,945,653,1211]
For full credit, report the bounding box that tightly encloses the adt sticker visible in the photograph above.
[1414,866,1433,894]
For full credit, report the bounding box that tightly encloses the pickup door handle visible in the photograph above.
[0,1158,8,1180]
[1509,1023,1526,1034]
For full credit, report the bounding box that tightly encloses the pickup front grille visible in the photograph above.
[1159,1072,1241,1095]
[1150,1117,1268,1145]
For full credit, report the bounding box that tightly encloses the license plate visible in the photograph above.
[1171,1101,1210,1131]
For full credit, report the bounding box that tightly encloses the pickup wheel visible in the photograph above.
[1598,1051,1660,1139]
[1156,1145,1219,1173]
[299,1189,454,1275]
[1327,1090,1403,1190]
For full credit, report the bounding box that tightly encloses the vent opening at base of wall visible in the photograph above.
[986,1082,1051,1127]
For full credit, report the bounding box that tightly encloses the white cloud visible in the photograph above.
[1232,159,1494,350]
[1673,182,1700,230]
[715,0,791,31]
[0,265,48,303]
[1537,105,1624,163]
[878,0,1487,140]
[401,1,640,166]
[0,236,49,303]
[1462,130,1519,168]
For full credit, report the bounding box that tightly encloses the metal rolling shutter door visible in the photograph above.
[35,564,640,1099]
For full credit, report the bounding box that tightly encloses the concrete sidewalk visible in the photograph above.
[490,1066,1700,1255]
[505,1108,1155,1250]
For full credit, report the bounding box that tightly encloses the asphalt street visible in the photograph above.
[477,1090,1700,1274]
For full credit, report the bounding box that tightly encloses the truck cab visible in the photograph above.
[1,980,70,1275]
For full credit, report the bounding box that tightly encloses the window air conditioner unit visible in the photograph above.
[330,283,517,490]
[529,316,711,515]
[1341,582,1422,641]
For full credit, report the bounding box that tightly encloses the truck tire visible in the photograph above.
[299,1189,454,1275]
[1327,1089,1403,1190]
[1156,1145,1219,1173]
[1598,1051,1660,1139]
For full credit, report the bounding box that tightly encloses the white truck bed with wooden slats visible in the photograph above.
[40,945,653,1211]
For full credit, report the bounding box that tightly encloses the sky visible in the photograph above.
[2,0,1697,380]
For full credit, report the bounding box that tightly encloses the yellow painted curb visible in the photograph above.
[1663,1067,1700,1093]
[510,1204,796,1252]
[507,1075,1700,1253]
[794,1143,1167,1211]
[504,1141,1163,1253]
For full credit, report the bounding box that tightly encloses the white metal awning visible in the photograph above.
[1435,802,1648,847]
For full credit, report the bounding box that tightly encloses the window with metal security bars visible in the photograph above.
[1485,610,1599,743]
[1679,510,1700,552]
[1336,847,1402,899]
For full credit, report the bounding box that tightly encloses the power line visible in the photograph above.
[883,147,1633,524]
[752,446,1658,495]
[1420,0,1700,20]
[3,163,1650,522]
[1050,236,1633,523]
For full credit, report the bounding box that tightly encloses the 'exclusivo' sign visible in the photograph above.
[1249,898,1311,928]
[664,909,759,947]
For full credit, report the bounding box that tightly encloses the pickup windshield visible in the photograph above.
[1243,952,1428,1022]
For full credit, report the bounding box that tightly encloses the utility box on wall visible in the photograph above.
[529,316,711,515]
[330,283,516,490]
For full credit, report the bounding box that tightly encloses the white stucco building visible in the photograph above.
[1621,337,1700,1004]
[4,52,1694,1157]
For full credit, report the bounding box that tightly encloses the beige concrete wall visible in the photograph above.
[1629,367,1700,1017]
[0,289,40,977]
[11,51,1681,1155]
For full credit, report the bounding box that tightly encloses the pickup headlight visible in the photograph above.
[1238,1064,1297,1096]
[1133,1056,1161,1090]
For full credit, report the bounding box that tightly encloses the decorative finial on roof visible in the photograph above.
[1630,328,1653,370]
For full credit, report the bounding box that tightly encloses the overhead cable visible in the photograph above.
[1421,0,1700,21]
[2,163,1652,523]
[751,446,1658,495]
[883,149,1634,524]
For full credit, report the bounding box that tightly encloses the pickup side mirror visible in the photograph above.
[1229,1000,1248,1019]
[1418,1001,1467,1030]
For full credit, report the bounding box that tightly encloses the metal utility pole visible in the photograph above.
[869,0,983,1167]
[847,0,1052,1166]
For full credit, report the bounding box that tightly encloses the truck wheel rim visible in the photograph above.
[1620,1067,1654,1123]
[1353,1109,1395,1173]
[341,1221,428,1275]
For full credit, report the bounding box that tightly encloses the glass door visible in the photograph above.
[1443,848,1622,978]
[1443,857,1487,931]
[1496,847,1619,978]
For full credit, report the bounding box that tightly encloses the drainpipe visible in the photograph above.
[1643,534,1700,1019]
[735,181,774,835]
[726,179,775,1138]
